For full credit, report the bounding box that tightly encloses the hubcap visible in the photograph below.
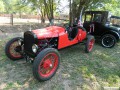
[43,59,52,69]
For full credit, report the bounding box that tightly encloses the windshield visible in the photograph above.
[110,16,120,27]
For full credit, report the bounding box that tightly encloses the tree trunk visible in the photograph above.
[41,16,45,23]
[69,0,72,25]
[43,0,53,24]
[72,1,77,23]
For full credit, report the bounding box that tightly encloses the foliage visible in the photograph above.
[88,0,120,16]
[0,0,120,23]
[0,0,34,14]
[21,0,59,23]
[0,0,5,12]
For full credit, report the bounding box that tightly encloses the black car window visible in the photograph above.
[92,14,102,22]
[85,14,92,22]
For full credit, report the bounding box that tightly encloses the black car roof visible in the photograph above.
[111,16,120,19]
[85,11,109,14]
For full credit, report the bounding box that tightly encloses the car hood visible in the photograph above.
[32,26,65,39]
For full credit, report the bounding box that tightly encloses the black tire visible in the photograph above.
[85,35,95,53]
[33,48,60,81]
[5,37,24,60]
[101,34,116,48]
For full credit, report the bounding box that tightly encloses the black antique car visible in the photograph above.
[83,11,120,48]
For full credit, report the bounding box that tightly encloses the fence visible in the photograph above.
[0,13,69,25]
[0,14,42,25]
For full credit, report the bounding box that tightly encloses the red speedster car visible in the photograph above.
[5,25,95,81]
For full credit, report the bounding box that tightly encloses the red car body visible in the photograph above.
[5,25,94,82]
[32,26,87,49]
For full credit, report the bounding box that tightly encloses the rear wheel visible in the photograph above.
[85,35,95,53]
[5,37,24,60]
[33,48,60,81]
[101,34,116,48]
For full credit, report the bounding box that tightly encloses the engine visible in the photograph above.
[24,31,58,58]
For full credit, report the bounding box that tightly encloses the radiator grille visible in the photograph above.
[24,31,36,57]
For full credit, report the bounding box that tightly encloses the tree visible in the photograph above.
[1,0,34,25]
[43,0,54,23]
[69,0,120,23]
[22,0,46,23]
[0,0,5,12]
[22,0,58,23]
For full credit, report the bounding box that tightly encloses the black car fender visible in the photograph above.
[102,30,120,41]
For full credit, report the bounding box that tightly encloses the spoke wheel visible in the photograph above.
[33,48,60,81]
[5,37,23,60]
[85,35,95,53]
[101,34,116,48]
[9,41,22,58]
[88,39,95,52]
[39,53,58,78]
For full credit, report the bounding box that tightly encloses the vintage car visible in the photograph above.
[83,11,120,48]
[5,24,95,81]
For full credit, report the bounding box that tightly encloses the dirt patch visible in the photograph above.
[0,24,48,40]
[0,24,47,33]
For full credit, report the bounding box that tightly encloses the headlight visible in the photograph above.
[32,44,38,53]
[18,40,21,45]
[18,39,23,45]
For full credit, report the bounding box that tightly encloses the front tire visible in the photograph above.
[33,48,60,81]
[5,37,24,60]
[101,34,116,48]
[85,35,95,53]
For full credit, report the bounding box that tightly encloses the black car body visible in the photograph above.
[83,11,120,48]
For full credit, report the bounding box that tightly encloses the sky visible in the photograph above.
[59,0,69,14]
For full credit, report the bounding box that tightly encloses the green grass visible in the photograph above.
[0,39,120,90]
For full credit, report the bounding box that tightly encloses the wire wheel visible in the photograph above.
[88,39,95,52]
[5,37,23,60]
[101,34,116,48]
[38,53,58,78]
[85,35,95,53]
[9,41,22,58]
[33,48,60,81]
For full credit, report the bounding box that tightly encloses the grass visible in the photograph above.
[0,39,120,90]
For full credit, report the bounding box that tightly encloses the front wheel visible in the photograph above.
[85,35,95,53]
[5,37,24,60]
[33,48,60,81]
[101,34,116,48]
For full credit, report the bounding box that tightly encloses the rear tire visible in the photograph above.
[101,34,116,48]
[33,48,60,81]
[85,35,95,53]
[5,37,24,60]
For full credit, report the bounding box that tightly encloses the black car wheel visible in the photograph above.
[33,48,60,81]
[5,37,24,60]
[85,35,95,53]
[101,34,116,48]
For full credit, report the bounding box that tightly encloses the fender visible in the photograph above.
[102,30,120,40]
[110,30,120,39]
